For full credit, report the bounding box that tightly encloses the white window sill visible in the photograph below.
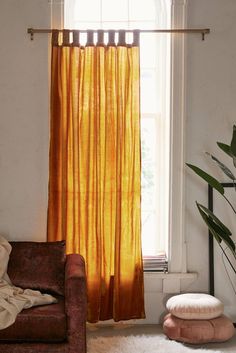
[144,271,198,279]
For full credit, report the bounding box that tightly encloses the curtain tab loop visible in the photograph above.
[62,30,70,46]
[86,30,94,46]
[72,30,80,46]
[118,30,126,46]
[97,30,104,46]
[108,30,116,46]
[133,30,140,46]
[52,30,59,46]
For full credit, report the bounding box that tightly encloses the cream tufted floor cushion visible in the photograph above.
[166,293,224,320]
[163,293,235,344]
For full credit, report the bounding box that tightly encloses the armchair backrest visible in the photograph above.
[8,241,66,296]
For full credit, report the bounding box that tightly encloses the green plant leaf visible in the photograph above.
[186,163,224,195]
[230,125,236,158]
[196,203,221,244]
[197,203,232,236]
[205,152,236,181]
[196,203,235,252]
[207,217,235,251]
[217,142,233,157]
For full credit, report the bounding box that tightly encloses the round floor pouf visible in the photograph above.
[166,293,224,320]
[163,313,235,344]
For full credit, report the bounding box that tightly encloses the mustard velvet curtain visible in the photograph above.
[47,30,145,322]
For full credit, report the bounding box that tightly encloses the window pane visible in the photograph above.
[142,211,159,255]
[129,0,156,22]
[128,21,156,30]
[64,0,171,260]
[141,118,156,162]
[140,34,158,67]
[74,0,101,22]
[141,117,157,256]
[101,21,129,30]
[102,0,128,22]
[140,69,158,114]
[73,21,101,30]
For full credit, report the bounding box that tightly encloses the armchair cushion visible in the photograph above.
[7,241,66,296]
[0,296,66,342]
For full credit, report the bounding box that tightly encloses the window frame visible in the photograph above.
[168,0,187,273]
[52,0,188,274]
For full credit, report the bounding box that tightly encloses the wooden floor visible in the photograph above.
[87,323,162,338]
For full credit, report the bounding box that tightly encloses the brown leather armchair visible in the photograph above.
[0,241,87,353]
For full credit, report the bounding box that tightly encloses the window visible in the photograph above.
[63,0,186,272]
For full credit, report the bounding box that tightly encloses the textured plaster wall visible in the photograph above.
[185,0,236,294]
[0,0,50,241]
[1,0,236,322]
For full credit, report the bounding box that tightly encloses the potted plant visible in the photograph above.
[186,125,236,275]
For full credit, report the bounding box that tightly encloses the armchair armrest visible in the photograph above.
[65,254,87,353]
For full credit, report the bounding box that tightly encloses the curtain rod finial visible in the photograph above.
[27,28,34,41]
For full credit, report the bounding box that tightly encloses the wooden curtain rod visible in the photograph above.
[27,27,210,41]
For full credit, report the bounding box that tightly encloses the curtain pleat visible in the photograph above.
[48,30,145,322]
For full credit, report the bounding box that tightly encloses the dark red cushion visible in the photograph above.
[0,297,66,342]
[8,241,66,296]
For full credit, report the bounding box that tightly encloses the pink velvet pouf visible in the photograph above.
[163,313,235,344]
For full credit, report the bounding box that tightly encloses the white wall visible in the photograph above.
[0,0,50,241]
[185,0,236,295]
[1,0,236,322]
[184,0,236,321]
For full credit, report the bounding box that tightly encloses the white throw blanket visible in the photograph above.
[0,235,57,330]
